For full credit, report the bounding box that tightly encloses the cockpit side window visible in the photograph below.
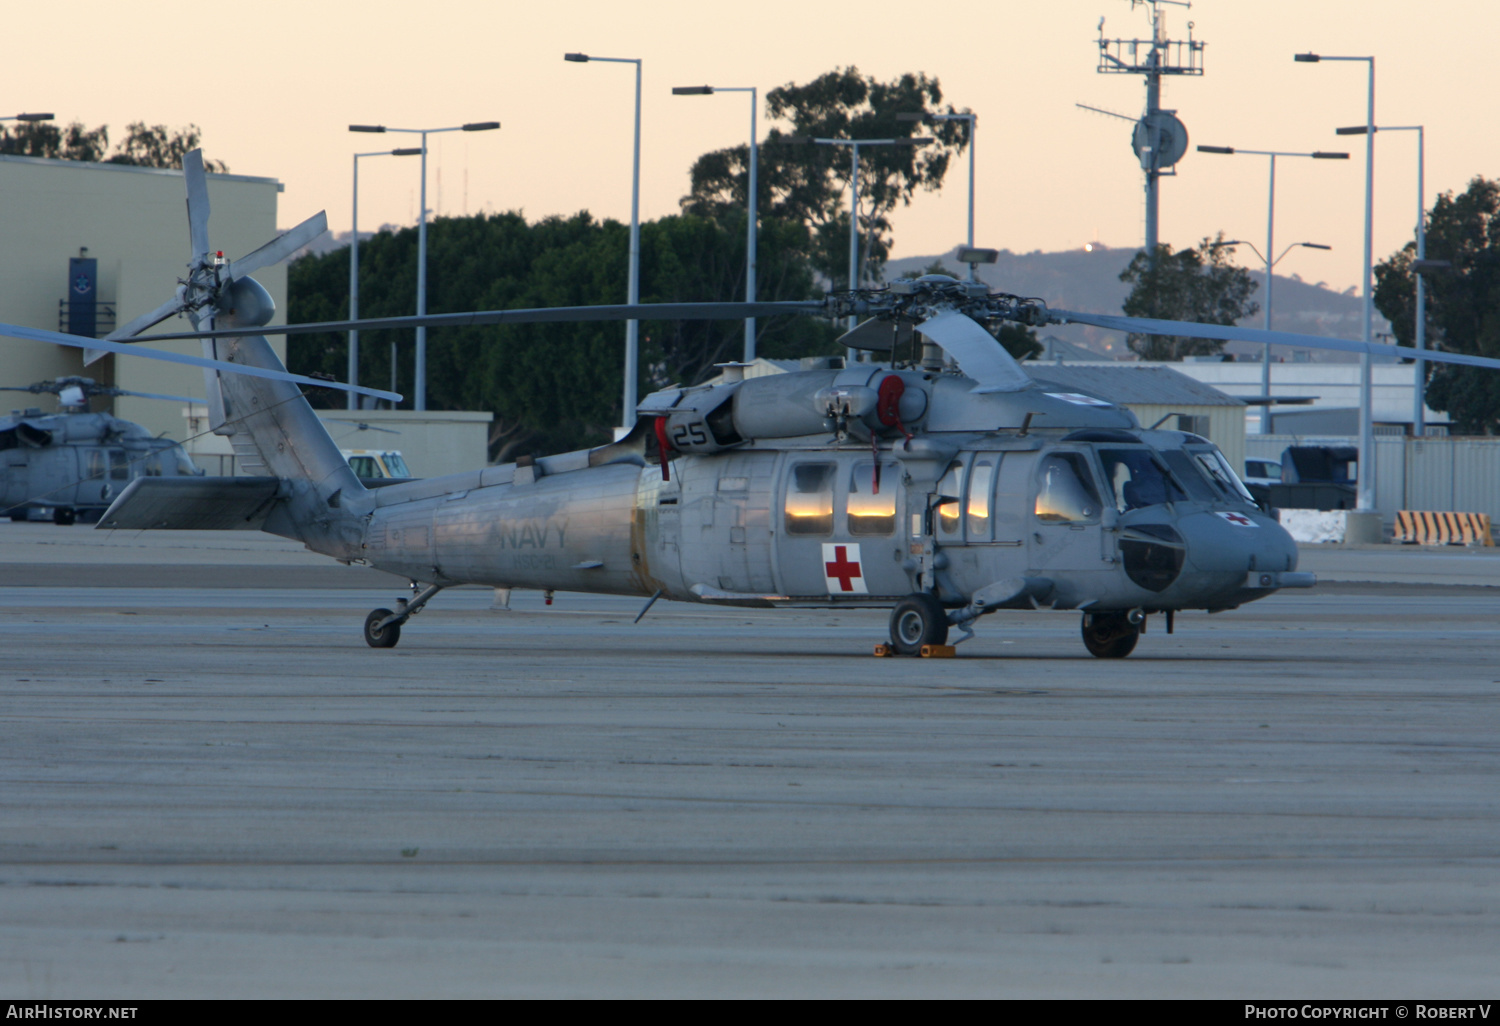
[1098,447,1187,511]
[1035,452,1103,524]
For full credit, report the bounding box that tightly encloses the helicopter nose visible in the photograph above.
[1179,510,1299,575]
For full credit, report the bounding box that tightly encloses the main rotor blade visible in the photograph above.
[111,388,202,403]
[230,211,329,279]
[184,150,211,264]
[1052,310,1500,375]
[918,309,1032,393]
[125,301,830,344]
[0,321,402,403]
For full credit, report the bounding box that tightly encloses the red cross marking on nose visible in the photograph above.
[825,545,863,592]
[1223,512,1252,526]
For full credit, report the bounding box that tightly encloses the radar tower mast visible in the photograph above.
[1093,0,1204,262]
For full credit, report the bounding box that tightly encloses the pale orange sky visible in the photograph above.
[7,0,1490,296]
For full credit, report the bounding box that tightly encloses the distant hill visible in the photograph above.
[884,245,1385,362]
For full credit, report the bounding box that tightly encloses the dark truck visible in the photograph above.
[1244,446,1358,511]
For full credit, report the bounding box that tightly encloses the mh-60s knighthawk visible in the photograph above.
[1,377,202,524]
[9,151,1500,658]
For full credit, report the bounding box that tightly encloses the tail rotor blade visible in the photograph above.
[85,294,190,366]
[230,211,329,279]
[184,149,211,264]
[917,309,1032,393]
[106,295,188,341]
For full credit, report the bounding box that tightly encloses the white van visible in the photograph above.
[340,449,412,479]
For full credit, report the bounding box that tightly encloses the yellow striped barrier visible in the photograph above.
[1394,510,1495,546]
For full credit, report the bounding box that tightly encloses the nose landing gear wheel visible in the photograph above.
[889,594,949,657]
[364,608,402,648]
[1081,611,1139,658]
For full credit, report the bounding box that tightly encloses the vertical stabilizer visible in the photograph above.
[206,319,370,556]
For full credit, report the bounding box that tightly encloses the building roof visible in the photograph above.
[0,153,283,190]
[1025,363,1245,407]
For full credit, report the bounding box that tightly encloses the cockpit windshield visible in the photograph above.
[1098,447,1188,511]
[1187,446,1257,504]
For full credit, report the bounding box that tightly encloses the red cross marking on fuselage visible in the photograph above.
[825,545,863,592]
[1222,512,1252,526]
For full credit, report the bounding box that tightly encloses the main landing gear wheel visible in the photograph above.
[1081,611,1139,659]
[52,507,75,526]
[364,608,402,648]
[889,593,949,657]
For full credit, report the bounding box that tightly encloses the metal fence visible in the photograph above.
[1246,434,1500,523]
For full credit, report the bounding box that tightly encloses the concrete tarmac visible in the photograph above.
[1,523,1498,997]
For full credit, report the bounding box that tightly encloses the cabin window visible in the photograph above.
[848,461,897,536]
[784,462,835,536]
[108,449,129,480]
[1098,448,1186,511]
[936,460,965,536]
[87,450,105,480]
[144,456,163,477]
[1035,452,1103,524]
[348,456,378,478]
[967,458,996,538]
[384,453,412,478]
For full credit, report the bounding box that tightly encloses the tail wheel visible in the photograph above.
[889,594,949,657]
[364,608,402,649]
[1081,612,1139,658]
[52,508,76,526]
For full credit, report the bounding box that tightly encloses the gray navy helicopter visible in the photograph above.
[9,149,1500,658]
[0,376,202,524]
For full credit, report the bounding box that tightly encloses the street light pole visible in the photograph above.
[350,121,500,411]
[809,136,934,354]
[569,53,643,432]
[673,85,759,362]
[348,148,420,410]
[900,112,978,278]
[1342,124,1433,435]
[1296,52,1377,511]
[1197,145,1346,429]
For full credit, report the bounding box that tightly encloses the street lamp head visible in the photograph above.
[1294,52,1321,62]
[1300,243,1333,250]
[462,121,500,132]
[1197,145,1235,155]
[564,52,590,62]
[1411,259,1453,273]
[350,125,386,133]
[15,112,53,122]
[957,247,999,265]
[391,148,423,156]
[1336,126,1370,135]
[1312,151,1351,159]
[1211,239,1245,248]
[672,86,714,95]
[900,137,936,147]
